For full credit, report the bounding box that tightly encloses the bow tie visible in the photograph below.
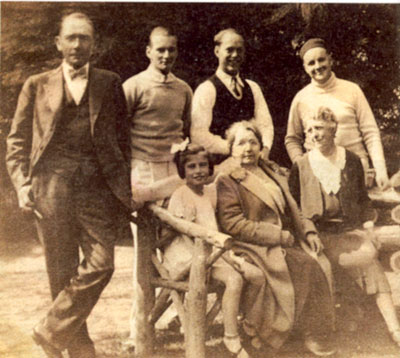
[69,67,87,80]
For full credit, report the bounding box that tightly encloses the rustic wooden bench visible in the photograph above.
[131,203,233,358]
[129,185,400,358]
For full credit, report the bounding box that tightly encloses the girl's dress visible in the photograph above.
[162,183,223,280]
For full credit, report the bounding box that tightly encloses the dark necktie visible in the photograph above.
[230,77,241,97]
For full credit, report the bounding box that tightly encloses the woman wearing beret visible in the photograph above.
[285,38,389,190]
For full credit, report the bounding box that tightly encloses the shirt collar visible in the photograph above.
[146,64,176,83]
[308,145,346,195]
[62,60,89,81]
[216,68,244,88]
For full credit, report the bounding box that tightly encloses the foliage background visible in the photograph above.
[1,2,399,243]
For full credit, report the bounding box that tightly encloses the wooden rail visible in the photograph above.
[132,203,233,358]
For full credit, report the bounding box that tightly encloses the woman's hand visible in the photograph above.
[280,230,295,247]
[375,171,391,191]
[305,233,324,255]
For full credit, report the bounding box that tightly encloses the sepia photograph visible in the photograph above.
[1,2,400,358]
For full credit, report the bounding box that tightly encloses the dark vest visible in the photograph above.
[42,81,99,179]
[209,74,255,138]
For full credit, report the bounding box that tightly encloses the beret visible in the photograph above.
[299,38,327,59]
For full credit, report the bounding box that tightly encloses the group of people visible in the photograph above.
[5,11,399,358]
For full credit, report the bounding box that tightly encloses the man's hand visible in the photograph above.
[18,186,34,214]
[280,230,295,247]
[260,146,270,161]
[305,233,324,255]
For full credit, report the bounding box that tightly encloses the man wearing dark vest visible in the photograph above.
[6,12,132,358]
[191,28,274,164]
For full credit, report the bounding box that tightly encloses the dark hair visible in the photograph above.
[59,12,94,36]
[225,121,263,154]
[299,38,330,59]
[173,143,214,179]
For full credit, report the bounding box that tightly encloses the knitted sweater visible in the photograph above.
[123,66,193,162]
[285,73,386,176]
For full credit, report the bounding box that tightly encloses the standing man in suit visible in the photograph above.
[191,28,274,164]
[6,12,132,358]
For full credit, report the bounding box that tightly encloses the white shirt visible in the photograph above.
[191,67,274,155]
[62,61,89,105]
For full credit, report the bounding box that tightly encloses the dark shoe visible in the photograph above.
[32,328,63,358]
[67,343,96,358]
[304,336,336,357]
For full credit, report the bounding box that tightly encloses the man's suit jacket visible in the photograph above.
[6,65,132,209]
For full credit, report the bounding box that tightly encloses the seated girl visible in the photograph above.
[289,106,400,348]
[161,142,253,358]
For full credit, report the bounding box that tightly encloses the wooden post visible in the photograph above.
[133,210,156,357]
[185,238,207,358]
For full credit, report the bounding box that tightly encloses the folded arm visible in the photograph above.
[216,175,285,246]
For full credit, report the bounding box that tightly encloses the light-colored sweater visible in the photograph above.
[285,73,386,177]
[123,66,193,162]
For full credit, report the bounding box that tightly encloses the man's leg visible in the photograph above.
[33,171,79,301]
[34,172,122,353]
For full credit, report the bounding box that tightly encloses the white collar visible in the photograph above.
[146,65,176,83]
[62,61,89,82]
[216,68,245,88]
[308,146,346,195]
[311,72,337,91]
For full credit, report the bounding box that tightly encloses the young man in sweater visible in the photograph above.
[285,38,389,189]
[123,26,192,189]
[122,26,192,348]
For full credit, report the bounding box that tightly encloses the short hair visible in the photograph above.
[173,143,214,179]
[314,107,337,130]
[148,26,177,47]
[59,12,94,36]
[214,28,243,46]
[226,121,263,154]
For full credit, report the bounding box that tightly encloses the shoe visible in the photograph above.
[32,328,63,358]
[391,330,400,348]
[304,336,336,357]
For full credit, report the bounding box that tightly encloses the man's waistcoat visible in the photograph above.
[209,74,255,138]
[41,81,99,178]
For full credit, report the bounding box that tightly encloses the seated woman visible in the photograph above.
[161,142,257,358]
[289,107,400,347]
[216,121,335,356]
